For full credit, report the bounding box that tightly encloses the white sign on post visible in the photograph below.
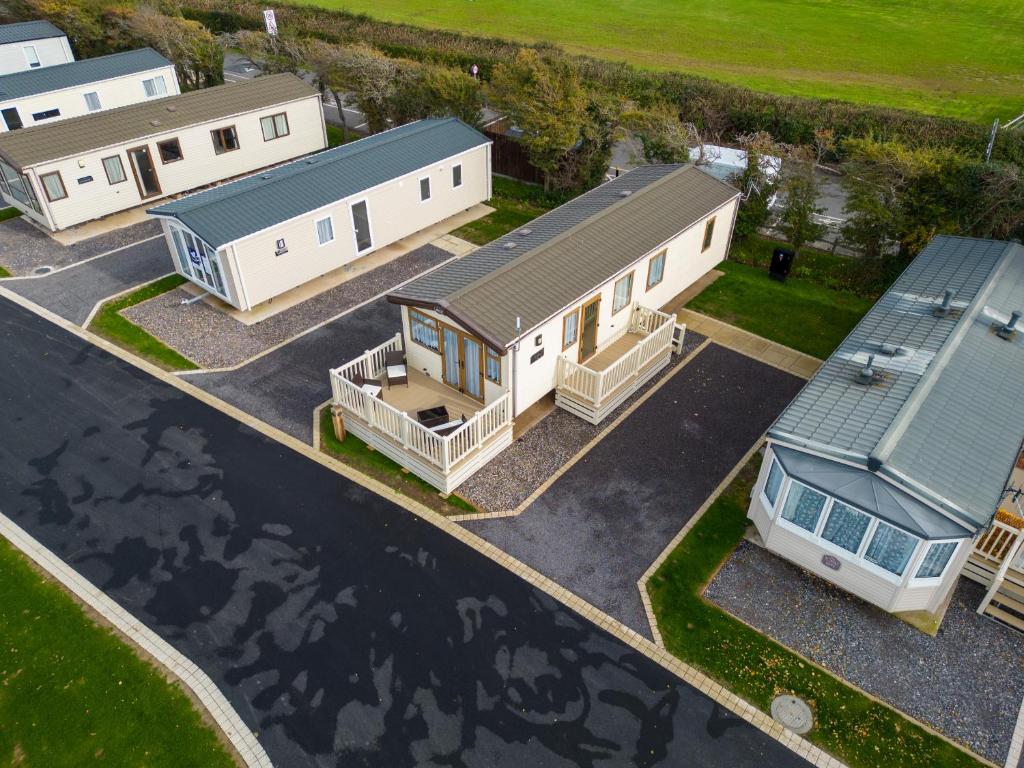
[263,9,278,36]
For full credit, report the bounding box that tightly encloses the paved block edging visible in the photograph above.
[0,511,273,768]
[1005,694,1024,768]
[0,284,842,768]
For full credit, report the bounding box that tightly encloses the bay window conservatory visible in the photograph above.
[757,446,972,586]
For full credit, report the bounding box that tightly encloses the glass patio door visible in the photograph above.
[443,327,461,389]
[441,326,485,401]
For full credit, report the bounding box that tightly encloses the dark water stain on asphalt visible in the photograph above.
[0,298,809,768]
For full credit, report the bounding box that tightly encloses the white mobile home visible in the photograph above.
[0,48,179,132]
[329,164,740,492]
[0,73,325,232]
[148,118,491,311]
[0,21,73,76]
[750,236,1024,627]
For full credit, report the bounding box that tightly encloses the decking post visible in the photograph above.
[331,405,346,442]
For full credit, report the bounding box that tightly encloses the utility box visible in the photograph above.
[769,247,795,282]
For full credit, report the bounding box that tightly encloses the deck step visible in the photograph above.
[984,604,1024,632]
[997,576,1024,600]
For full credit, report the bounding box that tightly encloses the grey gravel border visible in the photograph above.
[123,244,453,369]
[0,217,162,276]
[706,541,1024,764]
[458,331,707,512]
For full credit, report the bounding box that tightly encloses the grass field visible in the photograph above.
[0,539,235,768]
[297,0,1024,122]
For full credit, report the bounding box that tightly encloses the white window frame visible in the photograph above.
[759,454,786,515]
[142,75,167,98]
[83,91,101,112]
[909,539,960,584]
[418,175,431,203]
[314,215,335,247]
[23,45,40,68]
[170,225,228,300]
[816,497,874,558]
[452,163,463,188]
[349,198,373,254]
[859,519,921,582]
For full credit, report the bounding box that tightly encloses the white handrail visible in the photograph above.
[556,304,675,407]
[329,342,513,474]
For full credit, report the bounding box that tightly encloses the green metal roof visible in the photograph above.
[0,48,170,101]
[148,118,490,248]
[0,20,65,45]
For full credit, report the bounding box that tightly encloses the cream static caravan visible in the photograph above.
[148,118,491,312]
[327,164,740,493]
[0,48,179,132]
[0,21,73,76]
[0,74,326,232]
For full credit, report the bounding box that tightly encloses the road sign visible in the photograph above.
[263,9,278,36]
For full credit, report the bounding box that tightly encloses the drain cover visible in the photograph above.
[771,694,813,734]
[32,265,54,275]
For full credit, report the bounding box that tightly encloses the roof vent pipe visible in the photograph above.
[997,310,1022,340]
[856,354,876,385]
[932,289,955,317]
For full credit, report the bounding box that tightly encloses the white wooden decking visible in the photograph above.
[329,334,514,494]
[964,513,1024,631]
[554,304,678,424]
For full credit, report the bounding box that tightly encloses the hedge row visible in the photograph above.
[179,0,1024,165]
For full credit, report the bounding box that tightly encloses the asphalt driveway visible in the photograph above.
[187,297,401,443]
[463,343,806,637]
[0,296,809,767]
[4,235,171,325]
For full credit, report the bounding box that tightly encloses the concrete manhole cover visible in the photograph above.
[32,265,54,275]
[771,694,813,734]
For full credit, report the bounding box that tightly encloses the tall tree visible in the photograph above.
[732,132,779,241]
[17,0,103,57]
[776,154,826,257]
[488,49,587,191]
[130,6,223,90]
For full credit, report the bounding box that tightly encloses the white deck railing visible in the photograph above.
[329,335,513,473]
[555,304,676,409]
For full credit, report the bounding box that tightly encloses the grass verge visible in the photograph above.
[687,260,874,359]
[0,537,236,768]
[0,207,21,223]
[0,265,10,278]
[326,123,361,147]
[318,407,476,516]
[647,458,984,768]
[452,176,564,245]
[88,275,199,372]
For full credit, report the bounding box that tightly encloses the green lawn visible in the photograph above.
[326,123,360,147]
[687,260,873,359]
[452,176,560,245]
[0,207,21,223]
[0,538,236,768]
[318,408,476,515]
[88,275,199,371]
[295,0,1024,122]
[647,459,983,768]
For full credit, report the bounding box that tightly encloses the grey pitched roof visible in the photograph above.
[772,446,972,539]
[148,117,490,248]
[0,20,65,45]
[390,165,738,347]
[0,73,315,169]
[771,235,1024,531]
[0,48,169,101]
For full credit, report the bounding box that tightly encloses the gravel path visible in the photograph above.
[3,237,172,325]
[706,541,1024,764]
[459,331,707,513]
[124,244,452,369]
[0,217,161,276]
